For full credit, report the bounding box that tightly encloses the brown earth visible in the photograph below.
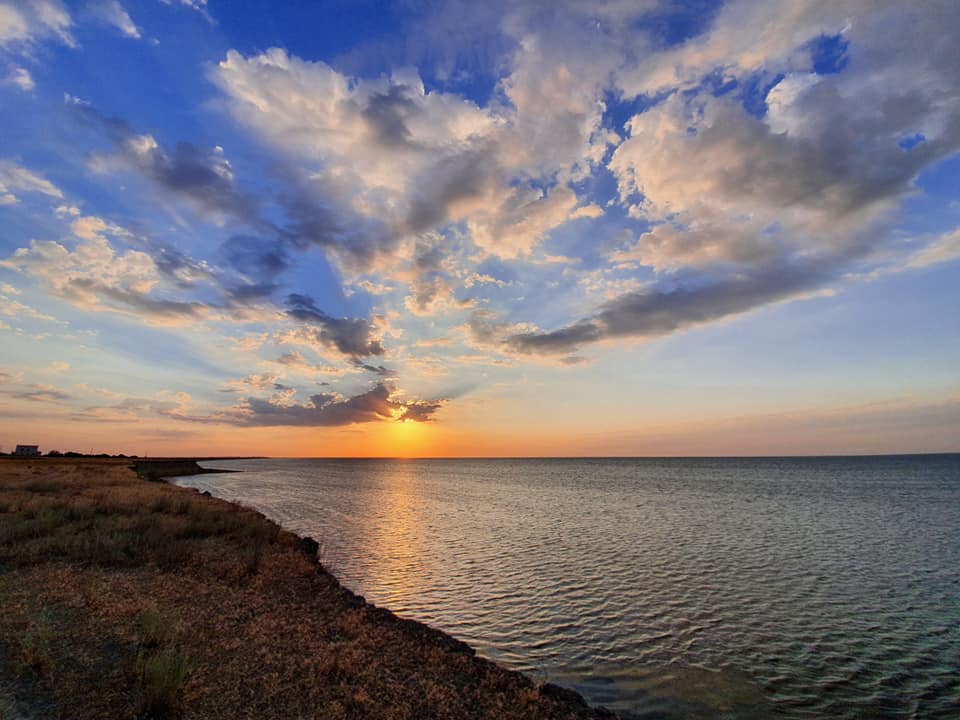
[0,457,617,720]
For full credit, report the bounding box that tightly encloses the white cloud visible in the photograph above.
[608,0,960,272]
[0,281,55,321]
[70,215,130,241]
[54,204,81,217]
[3,66,34,91]
[159,0,210,21]
[0,0,74,50]
[91,0,140,39]
[0,160,63,205]
[1,236,206,324]
[44,361,70,373]
[213,48,605,262]
[906,228,960,269]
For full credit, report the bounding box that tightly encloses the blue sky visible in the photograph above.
[1,0,958,456]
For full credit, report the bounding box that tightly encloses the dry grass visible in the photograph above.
[0,458,615,720]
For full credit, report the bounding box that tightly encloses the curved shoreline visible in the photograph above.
[0,457,617,719]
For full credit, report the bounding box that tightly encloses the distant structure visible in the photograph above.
[13,445,40,457]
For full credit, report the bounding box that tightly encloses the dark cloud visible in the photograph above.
[66,279,207,321]
[143,241,212,288]
[350,359,397,377]
[279,180,400,273]
[406,148,497,233]
[506,261,831,355]
[506,319,603,354]
[236,383,442,427]
[221,235,289,277]
[397,400,445,423]
[595,264,826,339]
[285,294,384,358]
[6,384,72,403]
[144,142,260,222]
[74,104,264,226]
[465,308,506,345]
[220,234,290,299]
[362,84,418,148]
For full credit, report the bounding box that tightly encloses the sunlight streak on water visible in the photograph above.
[178,455,960,719]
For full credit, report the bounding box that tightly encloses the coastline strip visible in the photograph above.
[0,457,616,719]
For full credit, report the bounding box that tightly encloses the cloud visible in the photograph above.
[0,284,56,321]
[77,105,263,226]
[159,0,211,22]
[1,236,206,324]
[505,259,834,355]
[89,0,140,39]
[905,228,960,269]
[506,319,603,355]
[3,382,71,403]
[3,66,34,91]
[230,383,443,427]
[212,47,605,261]
[0,0,74,50]
[72,392,194,423]
[284,294,384,358]
[0,159,63,205]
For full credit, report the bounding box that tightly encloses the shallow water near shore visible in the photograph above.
[177,455,960,719]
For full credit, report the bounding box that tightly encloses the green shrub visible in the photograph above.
[138,606,174,649]
[137,646,190,719]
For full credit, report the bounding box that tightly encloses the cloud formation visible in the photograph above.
[0,0,74,50]
[233,383,443,427]
[0,160,63,205]
[284,294,384,359]
[89,1,140,39]
[2,0,959,444]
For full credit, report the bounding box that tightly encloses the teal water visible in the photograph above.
[178,455,960,719]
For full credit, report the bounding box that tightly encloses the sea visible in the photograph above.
[175,455,960,719]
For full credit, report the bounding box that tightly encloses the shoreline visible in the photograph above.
[0,457,617,719]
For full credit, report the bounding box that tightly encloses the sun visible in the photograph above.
[382,417,429,457]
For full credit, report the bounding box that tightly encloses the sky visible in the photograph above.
[0,0,958,457]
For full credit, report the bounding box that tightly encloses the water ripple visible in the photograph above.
[178,455,960,719]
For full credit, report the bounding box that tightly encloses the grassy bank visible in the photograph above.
[0,458,615,719]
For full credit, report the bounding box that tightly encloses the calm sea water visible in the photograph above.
[177,455,960,719]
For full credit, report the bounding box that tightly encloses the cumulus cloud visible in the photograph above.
[1,236,206,324]
[212,47,605,261]
[4,0,959,432]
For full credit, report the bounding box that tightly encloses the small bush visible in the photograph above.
[240,541,264,576]
[138,606,174,649]
[19,617,53,677]
[137,646,190,719]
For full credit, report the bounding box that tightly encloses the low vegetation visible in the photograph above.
[0,458,615,719]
